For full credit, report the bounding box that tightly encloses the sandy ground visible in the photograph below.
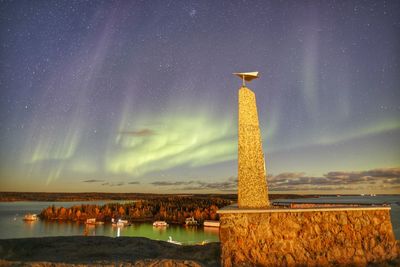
[0,236,220,266]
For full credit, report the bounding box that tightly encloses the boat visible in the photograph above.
[197,240,210,245]
[23,214,38,221]
[153,221,168,227]
[185,217,198,226]
[86,218,96,225]
[112,218,130,227]
[203,220,220,227]
[167,236,182,245]
[115,222,124,227]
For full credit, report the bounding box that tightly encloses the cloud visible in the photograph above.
[151,181,192,186]
[82,179,105,183]
[101,182,125,187]
[269,168,400,191]
[150,177,238,191]
[148,168,400,192]
[118,129,155,137]
[84,179,139,186]
[270,172,306,181]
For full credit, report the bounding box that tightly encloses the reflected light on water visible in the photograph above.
[204,226,219,234]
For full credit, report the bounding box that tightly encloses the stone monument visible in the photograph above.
[217,72,399,266]
[235,71,269,208]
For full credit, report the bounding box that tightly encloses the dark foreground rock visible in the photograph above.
[0,236,220,266]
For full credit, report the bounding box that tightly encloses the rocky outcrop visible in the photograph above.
[0,236,220,267]
[219,207,399,266]
[0,259,203,267]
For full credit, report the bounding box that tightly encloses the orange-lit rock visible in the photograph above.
[238,86,269,208]
[218,207,399,266]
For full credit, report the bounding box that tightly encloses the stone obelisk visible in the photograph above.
[235,72,269,208]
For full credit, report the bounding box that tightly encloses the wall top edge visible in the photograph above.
[217,205,391,214]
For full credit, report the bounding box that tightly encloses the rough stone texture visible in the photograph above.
[0,236,220,266]
[238,86,269,208]
[0,259,203,267]
[219,208,399,266]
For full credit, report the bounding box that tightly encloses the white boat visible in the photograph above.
[203,220,220,227]
[86,218,96,225]
[112,219,129,227]
[167,236,182,245]
[115,222,124,227]
[153,221,168,227]
[23,214,38,221]
[185,217,198,226]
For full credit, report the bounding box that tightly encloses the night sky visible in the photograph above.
[1,1,399,194]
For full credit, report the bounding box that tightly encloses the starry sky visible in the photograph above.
[0,1,399,194]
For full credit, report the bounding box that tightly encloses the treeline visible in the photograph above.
[0,191,324,202]
[39,197,232,224]
[0,192,237,202]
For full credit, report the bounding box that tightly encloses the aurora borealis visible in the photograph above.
[0,1,399,194]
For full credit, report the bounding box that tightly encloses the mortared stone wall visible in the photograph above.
[219,207,399,266]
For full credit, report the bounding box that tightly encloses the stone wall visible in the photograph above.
[219,207,399,266]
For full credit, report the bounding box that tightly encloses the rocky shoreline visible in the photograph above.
[0,236,220,266]
[1,236,399,266]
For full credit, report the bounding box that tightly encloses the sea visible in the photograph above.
[0,195,399,243]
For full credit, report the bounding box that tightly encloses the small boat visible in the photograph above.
[167,236,182,245]
[203,220,220,228]
[153,221,168,227]
[23,214,38,221]
[112,219,130,227]
[197,240,210,245]
[185,217,198,226]
[86,218,96,225]
[111,219,130,227]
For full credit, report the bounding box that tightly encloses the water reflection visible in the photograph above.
[117,226,120,237]
[55,222,221,244]
[23,220,36,231]
[204,226,219,235]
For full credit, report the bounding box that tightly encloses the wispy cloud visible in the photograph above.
[269,168,400,191]
[151,181,191,186]
[148,168,400,192]
[150,177,237,191]
[82,179,105,183]
[101,182,125,187]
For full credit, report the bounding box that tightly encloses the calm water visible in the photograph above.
[0,196,399,242]
[0,201,219,244]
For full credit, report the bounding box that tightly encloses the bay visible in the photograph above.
[0,195,398,242]
[0,201,219,244]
